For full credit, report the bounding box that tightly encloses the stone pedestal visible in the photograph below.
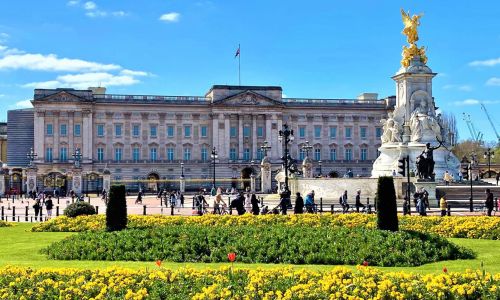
[179,176,186,193]
[302,157,313,178]
[72,168,83,195]
[102,169,111,194]
[250,174,256,193]
[414,181,438,207]
[260,157,272,193]
[26,167,38,194]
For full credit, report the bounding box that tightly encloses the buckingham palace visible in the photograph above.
[8,84,394,193]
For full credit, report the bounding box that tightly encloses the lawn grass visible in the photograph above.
[1,223,499,274]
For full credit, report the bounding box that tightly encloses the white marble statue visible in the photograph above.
[409,95,442,142]
[381,113,403,143]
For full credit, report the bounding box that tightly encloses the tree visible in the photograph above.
[440,112,459,146]
[106,185,127,231]
[375,176,398,232]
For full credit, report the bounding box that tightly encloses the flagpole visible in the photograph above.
[238,44,241,86]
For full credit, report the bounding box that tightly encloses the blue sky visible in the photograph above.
[0,0,499,142]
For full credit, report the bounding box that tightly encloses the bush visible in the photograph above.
[376,176,399,231]
[63,202,96,218]
[43,225,474,266]
[106,185,127,231]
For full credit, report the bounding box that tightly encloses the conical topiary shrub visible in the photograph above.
[106,184,127,231]
[375,176,399,231]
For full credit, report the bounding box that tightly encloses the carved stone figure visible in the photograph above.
[381,113,403,143]
[415,142,442,179]
[409,95,442,142]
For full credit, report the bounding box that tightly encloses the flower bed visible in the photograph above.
[0,266,499,299]
[43,225,473,266]
[31,214,500,240]
[0,221,11,228]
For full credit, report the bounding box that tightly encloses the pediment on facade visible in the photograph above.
[213,91,283,107]
[34,91,89,103]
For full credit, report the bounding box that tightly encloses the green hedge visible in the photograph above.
[43,225,474,267]
[63,202,96,218]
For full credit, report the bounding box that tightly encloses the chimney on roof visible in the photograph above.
[357,93,378,101]
[88,87,106,94]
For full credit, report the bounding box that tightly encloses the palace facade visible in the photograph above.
[27,85,394,192]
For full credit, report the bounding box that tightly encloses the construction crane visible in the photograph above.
[480,104,500,144]
[462,113,483,143]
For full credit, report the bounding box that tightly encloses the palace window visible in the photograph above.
[150,125,158,138]
[46,124,53,136]
[46,148,53,162]
[360,127,367,139]
[201,126,208,138]
[330,127,337,139]
[150,148,157,161]
[257,126,264,137]
[361,148,367,161]
[132,125,140,137]
[60,124,67,136]
[345,127,352,139]
[230,126,237,138]
[230,148,237,160]
[184,148,191,160]
[243,148,251,161]
[257,149,264,160]
[74,124,81,137]
[243,126,251,138]
[115,148,123,162]
[345,148,352,161]
[299,149,306,160]
[167,125,175,137]
[314,126,321,138]
[133,147,140,161]
[97,148,104,162]
[115,124,122,137]
[167,148,175,161]
[201,147,208,161]
[375,127,382,138]
[330,148,337,161]
[299,126,306,138]
[184,125,191,138]
[60,147,68,162]
[97,124,104,137]
[314,148,321,161]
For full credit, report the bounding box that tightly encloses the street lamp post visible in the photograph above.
[301,141,313,160]
[278,124,294,193]
[484,148,495,178]
[261,141,271,158]
[211,147,218,189]
[318,160,322,177]
[181,162,185,178]
[462,154,477,212]
[26,148,38,168]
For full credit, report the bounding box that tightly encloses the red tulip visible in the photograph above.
[156,260,162,267]
[227,252,236,262]
[362,260,369,266]
[443,267,447,273]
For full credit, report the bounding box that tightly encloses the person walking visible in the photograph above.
[45,195,54,219]
[32,198,41,221]
[305,192,314,213]
[245,193,252,213]
[496,173,499,186]
[294,192,304,214]
[340,190,349,213]
[443,171,452,186]
[279,190,290,215]
[355,189,365,212]
[485,188,494,216]
[230,192,245,215]
[417,196,427,216]
[439,195,447,217]
[251,194,259,215]
[135,190,143,204]
[179,193,185,208]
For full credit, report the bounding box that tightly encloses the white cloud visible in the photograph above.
[442,84,472,92]
[67,0,80,6]
[15,100,33,108]
[0,45,7,52]
[0,53,121,72]
[0,33,8,43]
[454,98,500,106]
[112,11,128,17]
[0,94,4,97]
[486,77,500,86]
[469,57,500,67]
[120,69,149,76]
[159,12,180,23]
[22,72,140,90]
[84,1,96,10]
[86,10,107,17]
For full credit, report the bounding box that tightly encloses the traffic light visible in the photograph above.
[398,157,406,176]
[462,165,469,180]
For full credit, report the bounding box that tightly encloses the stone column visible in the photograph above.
[72,168,83,195]
[277,118,283,159]
[0,170,5,196]
[26,167,38,194]
[265,115,273,159]
[212,113,219,152]
[82,111,93,162]
[238,115,243,159]
[252,115,257,159]
[260,157,272,193]
[179,176,186,193]
[34,111,45,161]
[102,169,111,194]
[250,174,256,193]
[224,115,231,160]
[53,111,60,161]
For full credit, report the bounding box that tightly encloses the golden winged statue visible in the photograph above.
[400,9,427,68]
